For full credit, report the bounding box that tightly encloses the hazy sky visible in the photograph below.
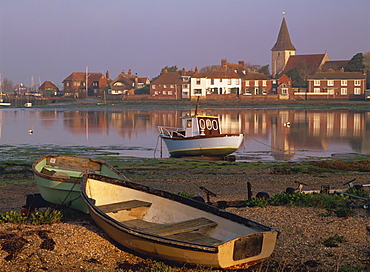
[0,0,369,88]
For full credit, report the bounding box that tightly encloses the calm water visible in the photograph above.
[1,107,369,161]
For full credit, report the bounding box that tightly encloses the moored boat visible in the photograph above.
[81,173,278,269]
[158,100,243,158]
[32,154,125,213]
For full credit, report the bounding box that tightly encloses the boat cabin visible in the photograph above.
[180,115,221,137]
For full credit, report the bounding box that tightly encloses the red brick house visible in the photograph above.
[63,72,109,98]
[150,68,195,99]
[39,81,59,97]
[307,69,366,100]
[110,69,150,96]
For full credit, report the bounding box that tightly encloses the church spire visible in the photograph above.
[271,17,296,51]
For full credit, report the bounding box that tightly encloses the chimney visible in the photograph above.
[121,70,125,75]
[128,69,132,75]
[163,68,168,73]
[340,68,344,73]
[106,70,110,79]
[238,60,245,67]
[221,59,227,71]
[195,67,198,73]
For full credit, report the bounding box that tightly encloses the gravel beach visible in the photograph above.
[0,160,369,271]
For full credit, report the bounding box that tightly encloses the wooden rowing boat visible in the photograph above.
[32,154,125,213]
[81,173,278,269]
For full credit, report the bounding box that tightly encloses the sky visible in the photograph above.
[0,0,369,88]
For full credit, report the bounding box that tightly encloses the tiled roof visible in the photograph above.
[280,54,328,75]
[321,60,349,72]
[271,17,296,51]
[244,73,269,80]
[151,72,184,84]
[39,81,57,89]
[64,72,103,81]
[308,72,366,80]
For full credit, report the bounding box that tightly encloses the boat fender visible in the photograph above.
[285,187,295,194]
[256,192,270,199]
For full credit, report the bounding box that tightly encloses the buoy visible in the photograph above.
[28,130,33,134]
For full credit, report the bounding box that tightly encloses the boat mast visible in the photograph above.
[194,96,200,116]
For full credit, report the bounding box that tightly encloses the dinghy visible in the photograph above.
[32,154,125,213]
[81,173,278,269]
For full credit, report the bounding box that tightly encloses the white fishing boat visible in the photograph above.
[81,173,278,269]
[158,99,243,158]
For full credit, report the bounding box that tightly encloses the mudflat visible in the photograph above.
[0,159,369,271]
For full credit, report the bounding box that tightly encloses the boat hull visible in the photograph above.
[161,134,243,157]
[81,174,278,269]
[32,154,124,213]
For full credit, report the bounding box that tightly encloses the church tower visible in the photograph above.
[271,16,296,78]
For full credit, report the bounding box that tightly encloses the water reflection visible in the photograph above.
[0,108,368,161]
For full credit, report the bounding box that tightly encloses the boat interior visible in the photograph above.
[86,178,260,247]
[97,199,224,246]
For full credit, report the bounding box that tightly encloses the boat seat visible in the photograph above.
[145,217,218,236]
[42,167,83,178]
[97,200,152,213]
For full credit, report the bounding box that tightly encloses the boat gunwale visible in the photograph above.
[160,133,243,140]
[81,173,278,253]
[32,154,124,183]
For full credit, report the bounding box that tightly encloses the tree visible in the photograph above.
[258,65,271,77]
[345,52,365,72]
[151,65,179,82]
[2,78,13,93]
[364,52,370,89]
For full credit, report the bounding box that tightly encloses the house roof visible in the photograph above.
[321,60,349,72]
[308,71,366,80]
[244,73,269,80]
[39,81,58,90]
[151,72,184,85]
[271,17,296,51]
[280,54,329,75]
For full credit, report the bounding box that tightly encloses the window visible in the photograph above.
[245,81,249,87]
[262,80,267,86]
[314,88,320,93]
[93,82,98,87]
[170,85,174,88]
[341,80,347,86]
[236,79,240,84]
[314,80,320,86]
[327,80,334,86]
[152,85,156,89]
[254,80,259,86]
[163,91,167,95]
[354,88,361,95]
[194,89,201,94]
[210,79,214,85]
[66,82,70,87]
[281,89,288,95]
[228,79,231,85]
[168,90,173,95]
[196,79,201,85]
[163,85,167,88]
[182,84,188,88]
[341,88,347,95]
[354,80,361,86]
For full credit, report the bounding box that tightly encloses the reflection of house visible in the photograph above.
[307,70,366,99]
[110,70,150,96]
[63,72,109,98]
[39,81,59,97]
